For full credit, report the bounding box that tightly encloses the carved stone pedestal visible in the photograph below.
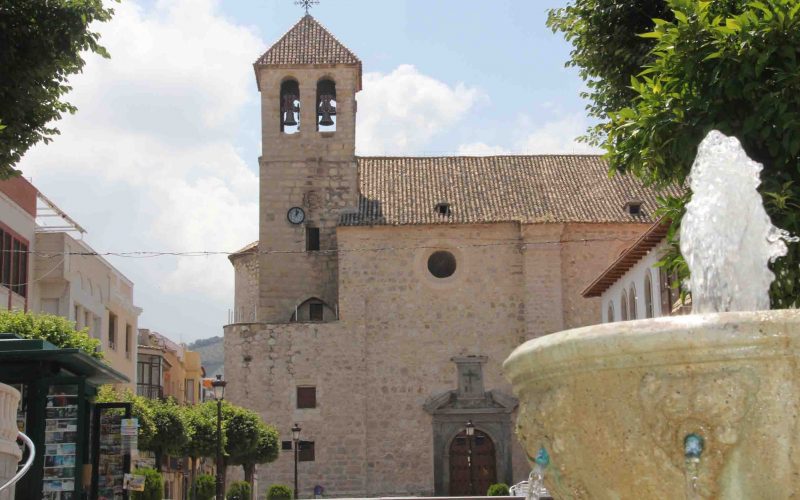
[0,383,20,500]
[504,310,800,499]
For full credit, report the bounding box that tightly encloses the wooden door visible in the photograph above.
[449,429,497,496]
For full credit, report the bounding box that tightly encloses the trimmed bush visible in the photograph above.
[227,480,252,500]
[0,310,101,358]
[193,473,216,500]
[487,483,510,496]
[131,468,163,500]
[267,484,293,500]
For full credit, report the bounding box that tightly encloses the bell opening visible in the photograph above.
[280,79,300,134]
[317,78,337,132]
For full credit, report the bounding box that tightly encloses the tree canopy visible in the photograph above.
[0,309,102,358]
[550,0,800,306]
[0,0,116,177]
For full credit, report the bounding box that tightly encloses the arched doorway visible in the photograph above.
[449,429,497,496]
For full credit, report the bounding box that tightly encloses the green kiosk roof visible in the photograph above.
[0,333,129,385]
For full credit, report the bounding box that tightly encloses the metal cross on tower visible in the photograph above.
[294,0,319,14]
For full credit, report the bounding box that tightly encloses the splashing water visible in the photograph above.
[525,447,550,500]
[680,130,796,313]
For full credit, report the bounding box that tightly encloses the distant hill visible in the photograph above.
[189,335,224,378]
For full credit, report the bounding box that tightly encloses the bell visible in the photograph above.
[318,94,334,127]
[282,94,298,127]
[284,110,298,127]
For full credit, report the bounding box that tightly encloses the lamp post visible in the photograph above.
[212,374,227,499]
[292,423,301,499]
[465,420,475,496]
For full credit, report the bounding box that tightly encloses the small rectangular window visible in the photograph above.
[125,324,132,358]
[306,227,320,252]
[108,312,117,349]
[1,232,11,288]
[297,386,316,409]
[281,441,293,451]
[299,440,315,462]
[309,303,324,322]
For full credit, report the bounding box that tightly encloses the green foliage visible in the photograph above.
[233,421,280,468]
[227,480,252,500]
[147,398,189,460]
[487,483,510,496]
[193,474,217,500]
[546,0,673,145]
[605,0,800,307]
[197,400,278,467]
[552,0,800,307]
[182,403,218,460]
[131,468,163,500]
[0,0,117,177]
[0,310,101,359]
[267,484,293,500]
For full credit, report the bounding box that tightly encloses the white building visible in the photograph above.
[582,219,684,322]
[0,177,142,388]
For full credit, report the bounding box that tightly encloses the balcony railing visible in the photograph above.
[137,384,163,400]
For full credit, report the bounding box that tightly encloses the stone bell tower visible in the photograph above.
[253,15,362,323]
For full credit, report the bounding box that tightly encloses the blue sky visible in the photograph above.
[21,0,597,344]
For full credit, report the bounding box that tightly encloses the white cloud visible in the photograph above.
[457,142,510,156]
[356,65,484,154]
[457,113,600,155]
[516,113,600,154]
[22,0,263,313]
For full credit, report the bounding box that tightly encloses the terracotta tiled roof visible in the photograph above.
[340,155,683,226]
[581,219,671,298]
[255,15,361,67]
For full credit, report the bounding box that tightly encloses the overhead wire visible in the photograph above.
[1,235,642,258]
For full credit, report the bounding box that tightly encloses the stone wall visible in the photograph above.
[257,65,360,323]
[231,251,259,322]
[225,221,649,497]
[225,320,368,498]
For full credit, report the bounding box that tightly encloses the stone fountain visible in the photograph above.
[504,131,800,499]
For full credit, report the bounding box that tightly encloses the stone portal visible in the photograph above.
[423,356,517,495]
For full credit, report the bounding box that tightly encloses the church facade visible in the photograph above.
[223,15,678,497]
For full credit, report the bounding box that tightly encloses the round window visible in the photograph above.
[427,251,457,278]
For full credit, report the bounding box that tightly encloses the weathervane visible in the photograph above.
[294,0,319,14]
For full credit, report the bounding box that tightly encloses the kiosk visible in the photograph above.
[0,334,130,500]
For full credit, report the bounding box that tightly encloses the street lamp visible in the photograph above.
[292,423,301,499]
[212,374,227,499]
[465,420,475,495]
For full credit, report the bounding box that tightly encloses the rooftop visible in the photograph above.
[582,219,671,298]
[255,14,361,67]
[340,155,682,226]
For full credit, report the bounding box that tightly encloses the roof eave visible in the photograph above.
[581,218,671,298]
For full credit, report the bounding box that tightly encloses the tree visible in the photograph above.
[147,398,188,471]
[0,310,101,358]
[235,422,279,486]
[550,0,800,307]
[546,0,673,145]
[0,0,116,177]
[182,404,219,491]
[197,401,279,491]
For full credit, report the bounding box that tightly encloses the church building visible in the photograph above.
[223,14,678,497]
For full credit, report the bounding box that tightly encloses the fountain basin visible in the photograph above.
[504,310,800,499]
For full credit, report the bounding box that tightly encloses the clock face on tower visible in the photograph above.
[287,207,305,224]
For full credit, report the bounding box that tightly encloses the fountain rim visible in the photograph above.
[504,309,800,386]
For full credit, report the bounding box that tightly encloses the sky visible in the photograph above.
[20,0,599,344]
